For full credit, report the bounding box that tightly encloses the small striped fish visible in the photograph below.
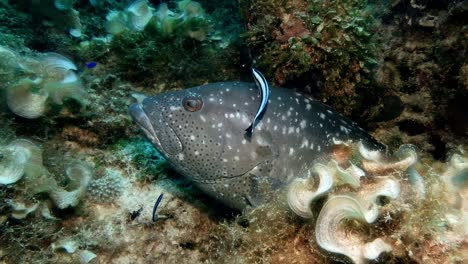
[245,68,270,136]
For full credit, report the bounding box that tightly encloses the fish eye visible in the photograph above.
[182,97,203,112]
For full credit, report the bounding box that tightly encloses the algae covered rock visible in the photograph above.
[242,0,380,113]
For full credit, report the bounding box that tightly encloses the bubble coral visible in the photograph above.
[87,168,124,203]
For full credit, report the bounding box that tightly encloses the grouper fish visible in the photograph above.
[129,82,384,210]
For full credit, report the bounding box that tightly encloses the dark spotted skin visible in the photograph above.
[129,82,383,210]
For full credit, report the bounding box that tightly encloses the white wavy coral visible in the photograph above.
[0,139,43,185]
[49,162,93,209]
[3,49,86,119]
[286,142,415,263]
[315,195,393,264]
[126,0,154,31]
[6,78,49,119]
[287,163,333,218]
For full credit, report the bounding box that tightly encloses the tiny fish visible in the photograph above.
[245,68,270,135]
[152,193,164,222]
[85,61,97,69]
[129,82,384,210]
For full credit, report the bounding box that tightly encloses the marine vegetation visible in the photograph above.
[76,0,241,87]
[0,46,87,119]
[105,0,210,41]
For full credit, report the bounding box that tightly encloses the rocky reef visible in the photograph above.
[0,0,466,263]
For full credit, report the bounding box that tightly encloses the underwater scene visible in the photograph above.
[0,0,467,263]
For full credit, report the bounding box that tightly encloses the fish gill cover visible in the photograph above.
[0,0,467,263]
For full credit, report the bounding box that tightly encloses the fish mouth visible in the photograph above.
[129,103,161,147]
[129,102,183,156]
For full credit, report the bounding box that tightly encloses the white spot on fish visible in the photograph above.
[288,127,294,134]
[217,123,223,127]
[289,148,295,156]
[306,104,312,110]
[241,114,250,124]
[234,156,240,161]
[209,98,215,102]
[242,139,247,144]
[327,110,333,114]
[200,115,206,122]
[300,120,307,129]
[320,113,326,119]
[226,133,231,138]
[273,125,278,131]
[300,138,309,148]
[296,127,300,134]
[190,135,195,140]
[170,106,181,111]
[177,153,184,160]
[194,151,200,156]
[250,152,258,159]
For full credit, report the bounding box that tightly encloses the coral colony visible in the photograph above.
[0,0,466,263]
